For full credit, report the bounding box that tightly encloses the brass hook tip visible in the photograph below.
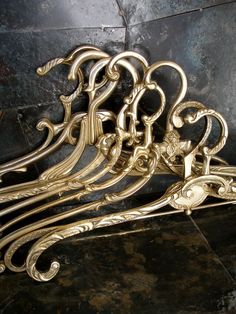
[0,262,6,274]
[36,67,45,75]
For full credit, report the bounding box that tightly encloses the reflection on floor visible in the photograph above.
[0,200,235,313]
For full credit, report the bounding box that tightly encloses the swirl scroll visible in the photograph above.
[0,45,236,282]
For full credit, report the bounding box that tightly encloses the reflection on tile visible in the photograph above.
[0,215,235,313]
[0,109,39,186]
[0,0,123,30]
[191,204,236,281]
[118,0,232,25]
[0,110,29,163]
[127,3,236,164]
[0,27,125,109]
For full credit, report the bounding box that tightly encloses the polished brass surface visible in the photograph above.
[0,45,236,281]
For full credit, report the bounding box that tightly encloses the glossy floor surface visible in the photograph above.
[0,200,236,313]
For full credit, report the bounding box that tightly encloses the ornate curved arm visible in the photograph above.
[1,46,236,283]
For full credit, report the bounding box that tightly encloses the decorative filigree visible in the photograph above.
[0,45,235,282]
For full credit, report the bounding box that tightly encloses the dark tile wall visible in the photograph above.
[118,0,233,25]
[0,0,124,30]
[127,2,236,164]
[0,1,236,184]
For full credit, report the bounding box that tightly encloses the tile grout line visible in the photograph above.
[189,215,236,285]
[0,2,234,33]
[116,0,128,28]
[0,25,126,34]
[115,0,129,52]
[127,0,236,28]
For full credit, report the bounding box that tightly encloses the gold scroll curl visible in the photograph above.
[0,46,236,282]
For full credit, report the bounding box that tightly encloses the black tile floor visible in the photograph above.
[0,202,236,313]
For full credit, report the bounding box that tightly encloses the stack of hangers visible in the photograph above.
[0,45,235,282]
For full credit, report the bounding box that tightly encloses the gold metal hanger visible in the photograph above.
[0,46,236,282]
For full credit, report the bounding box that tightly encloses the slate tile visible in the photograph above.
[127,3,236,164]
[0,0,124,31]
[0,27,125,110]
[0,109,29,163]
[0,215,235,313]
[0,109,39,186]
[118,0,233,25]
[191,204,236,281]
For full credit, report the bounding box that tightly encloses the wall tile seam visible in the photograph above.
[124,0,236,28]
[0,25,126,34]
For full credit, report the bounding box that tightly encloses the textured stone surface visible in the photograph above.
[0,0,124,30]
[0,208,235,313]
[192,205,236,281]
[0,110,29,163]
[127,2,236,164]
[118,0,233,25]
[0,109,39,188]
[0,28,125,109]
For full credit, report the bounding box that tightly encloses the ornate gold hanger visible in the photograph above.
[0,46,236,282]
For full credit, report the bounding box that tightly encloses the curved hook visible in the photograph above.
[124,80,166,147]
[167,101,213,178]
[184,108,228,175]
[68,50,110,81]
[85,56,141,144]
[106,51,149,81]
[144,60,187,132]
[37,45,102,76]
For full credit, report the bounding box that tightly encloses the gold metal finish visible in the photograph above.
[0,45,236,281]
